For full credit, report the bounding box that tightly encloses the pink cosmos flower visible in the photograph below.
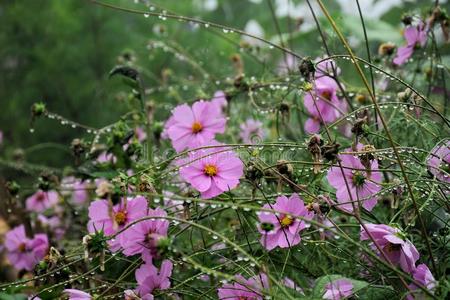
[360,223,419,273]
[257,193,314,250]
[121,207,169,260]
[179,145,244,199]
[283,277,304,294]
[304,76,346,134]
[427,141,449,183]
[211,90,228,115]
[88,196,148,251]
[37,214,65,240]
[72,181,89,205]
[96,151,117,164]
[407,264,436,300]
[323,279,353,300]
[61,177,89,205]
[167,100,226,152]
[218,273,269,300]
[326,144,382,212]
[239,119,266,144]
[315,58,341,79]
[4,225,49,271]
[199,274,210,282]
[63,289,91,300]
[393,21,427,65]
[26,190,59,213]
[134,259,173,299]
[124,290,153,300]
[135,127,147,142]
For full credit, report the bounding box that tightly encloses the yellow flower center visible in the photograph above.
[280,215,294,227]
[192,121,203,133]
[203,164,218,177]
[114,211,127,226]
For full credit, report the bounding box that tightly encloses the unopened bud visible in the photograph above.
[138,175,156,194]
[401,15,413,26]
[378,42,396,56]
[5,181,20,196]
[31,102,47,117]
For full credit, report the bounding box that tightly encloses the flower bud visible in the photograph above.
[351,116,369,137]
[5,181,20,196]
[117,49,136,65]
[378,42,396,56]
[397,88,412,102]
[12,148,25,161]
[245,163,263,182]
[38,171,59,191]
[71,138,87,158]
[31,102,47,117]
[138,175,156,194]
[276,160,293,177]
[231,53,244,77]
[401,15,413,26]
[321,141,340,162]
[308,134,323,174]
[359,144,376,175]
[233,75,248,90]
[298,57,315,81]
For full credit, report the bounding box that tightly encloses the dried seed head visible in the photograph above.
[276,160,293,177]
[245,163,263,182]
[321,141,340,162]
[351,117,369,137]
[401,14,413,25]
[359,144,376,175]
[298,57,315,81]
